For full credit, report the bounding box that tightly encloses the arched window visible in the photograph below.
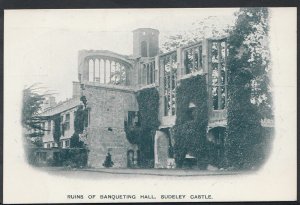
[88,59,94,82]
[94,59,100,82]
[110,61,116,84]
[100,59,105,83]
[141,41,147,57]
[106,60,111,83]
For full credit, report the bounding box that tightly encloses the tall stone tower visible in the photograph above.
[133,28,159,58]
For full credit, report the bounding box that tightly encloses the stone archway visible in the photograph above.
[207,127,226,167]
[127,149,134,168]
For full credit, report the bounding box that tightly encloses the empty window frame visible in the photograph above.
[47,120,51,134]
[140,61,155,85]
[211,40,227,110]
[65,140,70,148]
[87,58,129,85]
[183,44,203,74]
[88,59,94,82]
[161,52,177,116]
[65,113,70,130]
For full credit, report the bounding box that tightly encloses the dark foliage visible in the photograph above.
[136,87,160,130]
[71,103,89,149]
[74,105,88,134]
[70,133,84,148]
[172,75,208,168]
[53,114,61,146]
[125,87,160,168]
[226,8,271,169]
[60,148,88,168]
[22,86,48,140]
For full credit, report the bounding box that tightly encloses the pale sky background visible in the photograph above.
[5,8,238,101]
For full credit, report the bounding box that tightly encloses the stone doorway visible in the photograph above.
[207,127,226,167]
[154,129,173,168]
[127,150,134,168]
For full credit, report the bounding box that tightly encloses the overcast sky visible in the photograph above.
[5,8,238,101]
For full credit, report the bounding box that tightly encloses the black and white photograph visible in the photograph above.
[3,7,297,203]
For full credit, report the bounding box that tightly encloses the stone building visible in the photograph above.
[40,28,230,168]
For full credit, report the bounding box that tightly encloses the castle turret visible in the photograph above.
[133,28,159,58]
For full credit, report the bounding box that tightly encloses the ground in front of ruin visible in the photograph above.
[34,167,251,179]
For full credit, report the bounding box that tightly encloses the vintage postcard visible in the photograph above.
[3,8,297,203]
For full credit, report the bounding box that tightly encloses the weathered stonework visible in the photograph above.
[154,130,169,168]
[82,84,138,168]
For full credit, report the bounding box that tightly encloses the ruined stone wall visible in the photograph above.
[154,130,169,168]
[83,84,138,168]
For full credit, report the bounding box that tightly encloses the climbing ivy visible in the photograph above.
[136,87,160,130]
[53,114,61,146]
[73,104,88,135]
[125,87,160,167]
[71,104,89,148]
[172,75,208,168]
[226,8,271,169]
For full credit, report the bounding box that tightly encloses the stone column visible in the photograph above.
[192,47,195,70]
[104,59,106,84]
[202,39,209,74]
[155,56,160,86]
[217,41,222,109]
[98,58,101,83]
[205,39,213,116]
[83,58,89,82]
[109,60,112,83]
[154,130,169,168]
[159,56,165,120]
[224,41,228,106]
[93,58,95,82]
[176,47,183,79]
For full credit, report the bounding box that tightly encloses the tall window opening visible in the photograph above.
[161,52,177,116]
[86,57,130,85]
[47,120,51,134]
[140,61,155,85]
[100,59,105,83]
[88,59,94,82]
[211,40,227,110]
[184,44,203,74]
[65,113,70,130]
[94,59,100,82]
[105,60,110,84]
[60,115,64,136]
[141,41,148,57]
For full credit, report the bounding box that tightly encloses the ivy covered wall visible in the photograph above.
[172,75,208,168]
[125,87,160,167]
[53,114,61,146]
[226,8,272,170]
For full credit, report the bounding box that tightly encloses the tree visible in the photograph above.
[71,99,89,148]
[161,16,235,52]
[227,8,272,119]
[226,8,271,169]
[22,84,49,146]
